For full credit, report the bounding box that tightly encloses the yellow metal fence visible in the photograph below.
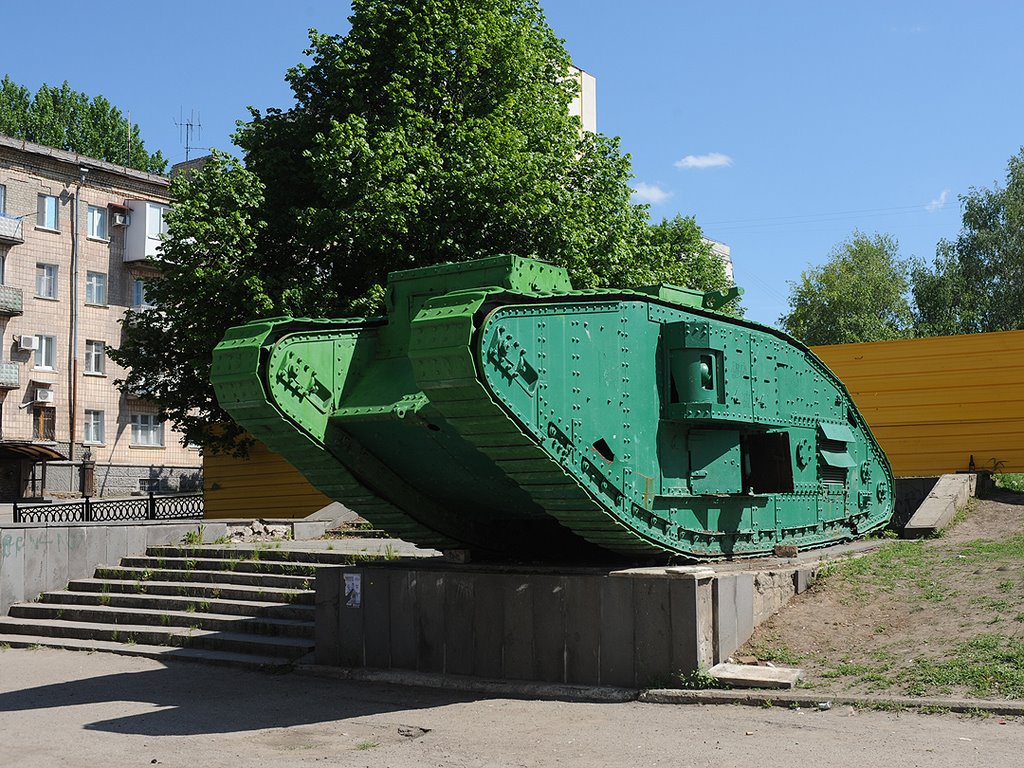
[204,438,331,519]
[812,330,1024,477]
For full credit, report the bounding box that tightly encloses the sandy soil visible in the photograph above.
[742,489,1024,697]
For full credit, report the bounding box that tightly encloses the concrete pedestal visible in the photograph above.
[315,563,716,687]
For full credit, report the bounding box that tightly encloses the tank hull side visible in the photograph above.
[476,298,894,558]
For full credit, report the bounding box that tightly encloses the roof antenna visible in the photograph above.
[174,108,204,162]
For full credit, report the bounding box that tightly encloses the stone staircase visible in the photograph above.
[0,544,340,668]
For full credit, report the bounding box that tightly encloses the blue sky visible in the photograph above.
[3,1,1022,326]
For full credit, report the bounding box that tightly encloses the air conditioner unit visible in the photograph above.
[18,335,38,351]
[34,388,54,403]
[111,212,130,227]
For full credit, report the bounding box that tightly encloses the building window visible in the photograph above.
[84,409,104,444]
[0,253,5,285]
[34,335,56,369]
[36,263,58,298]
[0,184,6,214]
[37,194,59,231]
[85,340,105,375]
[146,204,168,240]
[85,271,107,305]
[87,206,108,240]
[132,278,153,308]
[32,406,55,441]
[130,413,164,447]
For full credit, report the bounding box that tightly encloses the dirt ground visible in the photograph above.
[742,489,1024,699]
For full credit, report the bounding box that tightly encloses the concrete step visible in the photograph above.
[45,589,315,621]
[93,565,314,589]
[68,577,314,605]
[11,602,314,638]
[148,544,388,565]
[0,616,314,658]
[0,633,298,669]
[121,555,319,577]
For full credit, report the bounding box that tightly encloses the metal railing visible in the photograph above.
[0,213,24,244]
[0,285,24,316]
[12,492,203,524]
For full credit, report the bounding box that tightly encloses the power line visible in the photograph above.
[702,201,958,233]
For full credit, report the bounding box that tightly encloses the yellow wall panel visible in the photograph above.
[812,330,1024,476]
[204,439,332,519]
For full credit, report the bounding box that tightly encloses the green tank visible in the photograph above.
[211,255,893,560]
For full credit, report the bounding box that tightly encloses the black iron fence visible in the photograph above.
[12,492,204,524]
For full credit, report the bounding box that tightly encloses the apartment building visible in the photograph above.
[0,135,200,500]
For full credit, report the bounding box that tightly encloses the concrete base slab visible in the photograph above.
[709,662,803,689]
[304,501,359,527]
[296,664,638,703]
[904,474,975,537]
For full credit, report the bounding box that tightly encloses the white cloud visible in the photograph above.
[632,182,672,204]
[926,189,949,212]
[674,152,733,170]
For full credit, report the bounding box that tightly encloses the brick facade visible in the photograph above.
[0,135,201,499]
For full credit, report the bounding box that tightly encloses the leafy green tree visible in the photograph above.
[0,76,166,173]
[116,0,722,455]
[108,153,267,451]
[235,0,661,316]
[648,214,739,312]
[780,231,913,346]
[913,147,1024,336]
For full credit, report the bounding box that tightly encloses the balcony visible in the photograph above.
[0,362,19,390]
[0,285,23,316]
[0,213,24,245]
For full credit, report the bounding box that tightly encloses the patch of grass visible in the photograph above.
[973,596,1010,612]
[820,659,896,691]
[964,707,994,719]
[918,705,951,715]
[823,541,957,603]
[182,526,204,547]
[855,699,906,713]
[956,533,1024,563]
[677,667,720,690]
[354,740,378,751]
[904,634,1024,699]
[746,633,804,665]
[997,580,1015,593]
[994,473,1024,492]
[0,643,10,650]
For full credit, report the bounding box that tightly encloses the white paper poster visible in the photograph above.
[344,573,362,608]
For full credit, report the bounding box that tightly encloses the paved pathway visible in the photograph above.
[1,648,1021,767]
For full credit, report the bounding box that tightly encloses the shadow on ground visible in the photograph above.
[0,658,477,737]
